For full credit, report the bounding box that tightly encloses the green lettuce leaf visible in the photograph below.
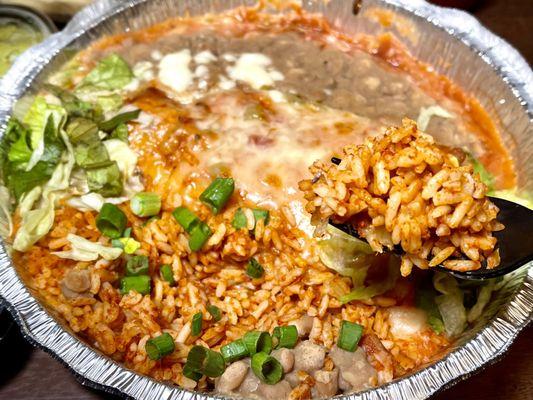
[74,142,110,168]
[12,191,56,252]
[52,233,122,261]
[86,160,123,197]
[66,118,100,145]
[79,54,133,90]
[0,185,13,239]
[44,84,98,120]
[6,119,32,165]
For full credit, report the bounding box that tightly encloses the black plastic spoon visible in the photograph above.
[329,158,533,280]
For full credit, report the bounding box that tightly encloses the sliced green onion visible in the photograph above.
[337,320,363,352]
[246,258,264,279]
[123,227,132,238]
[96,203,127,239]
[183,364,202,382]
[191,312,203,336]
[243,331,272,355]
[119,237,141,254]
[207,305,222,322]
[186,345,226,378]
[120,275,151,295]
[145,332,175,360]
[232,208,247,230]
[199,177,235,214]
[251,352,283,385]
[126,255,149,276]
[188,222,212,251]
[272,325,298,349]
[173,207,200,233]
[160,264,175,285]
[221,339,249,363]
[252,209,270,226]
[99,109,140,132]
[130,192,161,217]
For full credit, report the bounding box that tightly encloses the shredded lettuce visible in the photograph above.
[417,105,453,131]
[0,185,13,239]
[78,54,133,91]
[52,233,122,261]
[66,192,128,212]
[23,97,67,170]
[12,132,75,251]
[103,139,143,196]
[467,281,496,323]
[433,272,467,337]
[12,192,56,252]
[340,255,400,303]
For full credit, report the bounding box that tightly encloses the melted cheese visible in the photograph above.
[158,50,193,93]
[227,53,284,90]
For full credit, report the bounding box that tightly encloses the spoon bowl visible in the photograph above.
[333,197,533,280]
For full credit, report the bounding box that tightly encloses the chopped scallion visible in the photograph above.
[125,255,149,276]
[272,325,298,349]
[221,339,249,363]
[160,264,175,285]
[246,258,264,279]
[337,320,363,352]
[186,345,226,378]
[199,177,234,214]
[172,207,200,233]
[99,109,140,132]
[120,275,151,295]
[130,192,161,217]
[207,305,222,322]
[191,312,203,336]
[188,222,212,251]
[232,208,247,230]
[183,364,202,382]
[96,203,127,239]
[252,209,270,226]
[145,332,175,360]
[251,352,283,385]
[243,331,272,355]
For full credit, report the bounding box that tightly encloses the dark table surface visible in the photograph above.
[0,0,531,399]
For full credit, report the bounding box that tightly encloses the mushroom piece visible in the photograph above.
[216,360,249,393]
[291,315,314,338]
[272,348,295,373]
[313,369,339,398]
[293,340,326,373]
[329,345,377,392]
[61,269,91,299]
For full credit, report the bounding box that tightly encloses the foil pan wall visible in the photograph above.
[0,1,531,399]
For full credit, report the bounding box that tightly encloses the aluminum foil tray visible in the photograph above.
[0,1,531,399]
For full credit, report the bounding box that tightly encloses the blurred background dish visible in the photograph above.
[0,4,56,77]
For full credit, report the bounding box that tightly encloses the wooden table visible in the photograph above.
[0,0,531,399]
